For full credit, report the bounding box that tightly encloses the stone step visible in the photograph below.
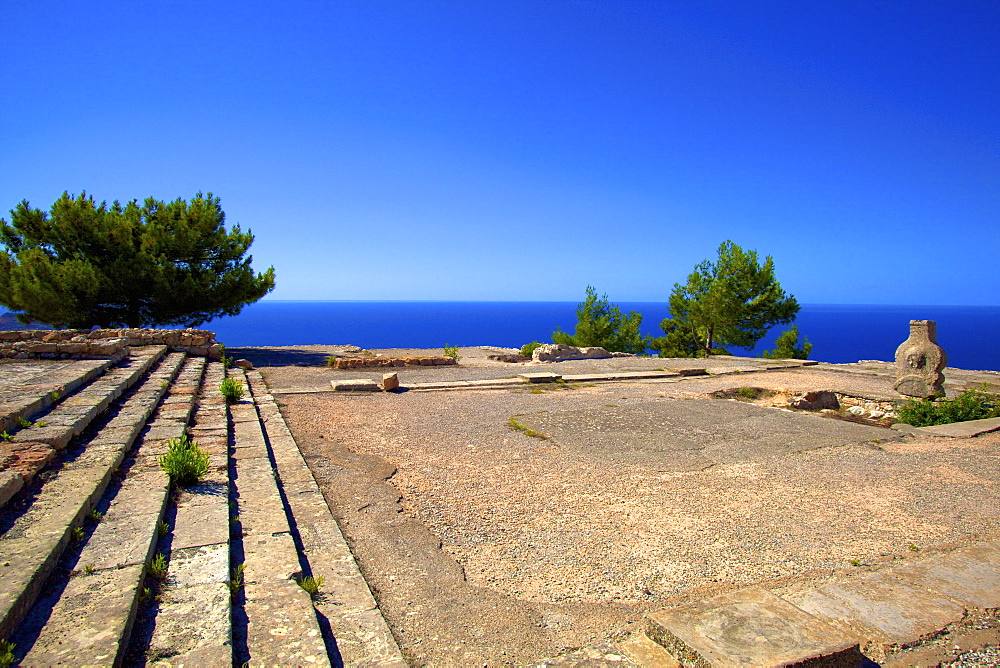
[0,358,113,435]
[646,588,861,667]
[617,630,680,667]
[16,355,205,665]
[228,368,330,666]
[0,351,186,642]
[245,370,405,666]
[142,360,232,665]
[0,346,169,494]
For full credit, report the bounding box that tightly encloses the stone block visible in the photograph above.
[647,588,860,667]
[518,372,562,383]
[331,379,379,392]
[381,373,400,391]
[787,571,965,644]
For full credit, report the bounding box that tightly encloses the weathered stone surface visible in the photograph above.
[381,372,400,391]
[647,588,859,667]
[331,379,380,391]
[908,416,1000,438]
[618,632,679,666]
[532,344,612,362]
[0,471,23,507]
[894,320,947,398]
[787,571,966,644]
[890,548,1000,608]
[233,358,254,370]
[790,390,840,411]
[519,372,562,383]
[19,564,146,666]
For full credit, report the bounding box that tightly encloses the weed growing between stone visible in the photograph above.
[0,639,15,667]
[71,526,85,541]
[507,417,549,440]
[147,553,168,581]
[86,509,103,522]
[83,563,96,575]
[157,520,170,537]
[230,564,245,599]
[158,436,210,487]
[295,574,324,599]
[443,344,460,360]
[219,377,245,403]
[897,385,1000,427]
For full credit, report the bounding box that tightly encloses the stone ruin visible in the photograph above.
[894,320,947,398]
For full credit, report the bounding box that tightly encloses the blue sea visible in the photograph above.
[207,302,1000,372]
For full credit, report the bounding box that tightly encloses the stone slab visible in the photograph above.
[787,571,966,644]
[19,563,145,666]
[244,580,330,667]
[890,550,1000,608]
[517,398,896,471]
[330,379,380,391]
[562,371,680,382]
[145,582,232,665]
[647,588,859,667]
[518,372,563,383]
[166,544,230,587]
[618,631,681,667]
[78,512,163,570]
[908,416,1000,438]
[0,471,23,507]
[172,496,230,550]
[677,368,709,376]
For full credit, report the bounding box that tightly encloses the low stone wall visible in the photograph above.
[0,328,222,360]
[329,356,457,369]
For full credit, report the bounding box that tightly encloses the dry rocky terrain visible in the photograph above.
[235,346,1000,665]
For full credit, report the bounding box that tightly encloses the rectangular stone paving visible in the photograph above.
[786,571,966,644]
[890,548,1000,609]
[517,398,897,470]
[647,588,860,667]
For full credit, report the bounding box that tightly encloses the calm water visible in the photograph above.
[206,301,1000,372]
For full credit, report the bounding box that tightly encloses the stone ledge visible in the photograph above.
[0,329,222,360]
[328,356,457,369]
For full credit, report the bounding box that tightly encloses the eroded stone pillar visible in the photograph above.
[894,320,947,398]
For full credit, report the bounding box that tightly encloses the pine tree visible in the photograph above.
[0,192,275,328]
[653,241,798,358]
[761,325,813,359]
[553,286,650,354]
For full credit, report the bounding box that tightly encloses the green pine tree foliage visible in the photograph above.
[761,325,813,359]
[653,241,798,358]
[0,192,275,328]
[552,286,651,354]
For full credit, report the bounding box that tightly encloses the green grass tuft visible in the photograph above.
[158,436,210,487]
[219,377,245,404]
[295,574,324,598]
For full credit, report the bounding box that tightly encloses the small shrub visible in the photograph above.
[147,553,168,581]
[219,377,245,404]
[49,390,60,401]
[896,385,1000,427]
[0,432,11,443]
[0,639,15,667]
[325,355,338,367]
[87,509,103,522]
[83,563,96,575]
[520,341,543,358]
[230,564,246,598]
[17,417,33,428]
[158,436,210,487]
[71,526,85,541]
[158,520,170,537]
[295,574,324,598]
[736,387,759,400]
[443,344,460,361]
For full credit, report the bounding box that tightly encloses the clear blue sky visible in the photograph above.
[1,0,997,304]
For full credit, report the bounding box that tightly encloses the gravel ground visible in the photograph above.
[263,358,1000,665]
